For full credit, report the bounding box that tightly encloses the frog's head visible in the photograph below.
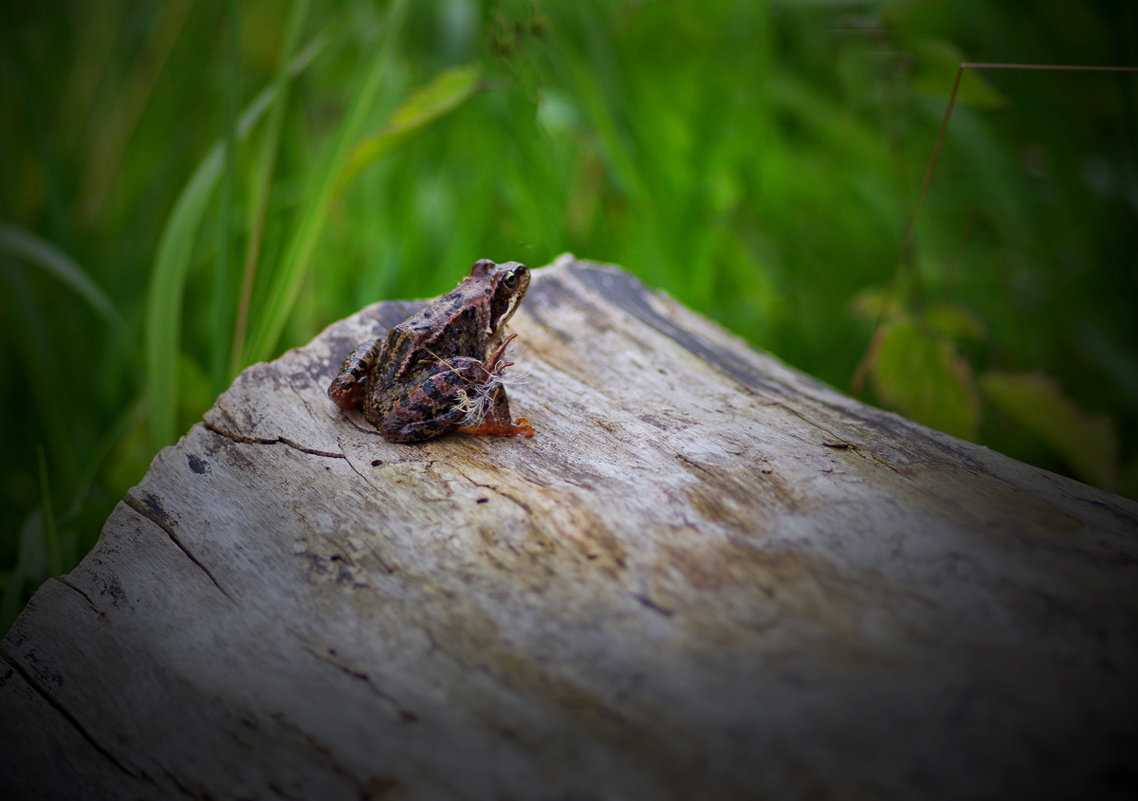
[471,259,530,336]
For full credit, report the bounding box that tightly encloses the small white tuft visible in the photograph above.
[447,337,527,427]
[456,373,506,427]
[493,363,530,388]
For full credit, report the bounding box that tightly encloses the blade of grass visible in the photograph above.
[81,0,194,221]
[37,445,60,577]
[230,0,313,379]
[335,62,483,193]
[210,3,241,397]
[556,30,646,204]
[0,510,47,631]
[242,0,411,367]
[0,222,122,328]
[146,36,328,448]
[0,262,78,489]
[70,393,147,515]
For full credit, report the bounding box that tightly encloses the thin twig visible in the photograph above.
[852,61,1137,395]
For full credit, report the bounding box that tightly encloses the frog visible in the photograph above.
[328,258,535,444]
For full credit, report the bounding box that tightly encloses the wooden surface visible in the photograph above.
[3,254,1138,800]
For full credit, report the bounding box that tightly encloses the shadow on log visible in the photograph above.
[3,255,1138,800]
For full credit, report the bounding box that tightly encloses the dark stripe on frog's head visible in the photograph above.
[489,262,529,334]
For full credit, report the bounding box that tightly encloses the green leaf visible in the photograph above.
[229,0,312,379]
[981,371,1120,491]
[209,0,242,397]
[0,509,48,629]
[922,302,985,341]
[177,352,214,435]
[906,39,1005,108]
[872,318,980,440]
[36,445,59,576]
[145,136,226,450]
[850,286,897,321]
[242,0,411,367]
[145,35,326,449]
[0,222,122,328]
[336,63,483,192]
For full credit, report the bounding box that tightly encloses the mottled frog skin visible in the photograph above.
[328,259,534,443]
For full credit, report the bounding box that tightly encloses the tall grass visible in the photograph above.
[1,0,1136,630]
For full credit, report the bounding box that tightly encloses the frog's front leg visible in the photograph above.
[456,335,534,439]
[328,340,381,410]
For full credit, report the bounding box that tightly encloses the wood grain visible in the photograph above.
[3,255,1137,800]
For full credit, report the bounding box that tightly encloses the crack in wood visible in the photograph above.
[160,767,215,799]
[203,420,345,459]
[124,496,235,602]
[55,576,106,619]
[3,654,155,785]
[631,592,675,617]
[267,779,305,800]
[298,644,419,723]
[264,710,368,790]
[337,443,390,493]
[452,467,536,515]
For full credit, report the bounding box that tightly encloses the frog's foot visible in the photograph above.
[328,340,380,409]
[328,373,365,409]
[459,417,535,438]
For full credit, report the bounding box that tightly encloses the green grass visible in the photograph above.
[2,0,1136,630]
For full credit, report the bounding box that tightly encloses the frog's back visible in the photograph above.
[394,299,488,362]
[364,301,483,407]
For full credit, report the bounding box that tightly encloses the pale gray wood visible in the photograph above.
[3,255,1137,800]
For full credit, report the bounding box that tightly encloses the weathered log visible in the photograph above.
[2,255,1137,800]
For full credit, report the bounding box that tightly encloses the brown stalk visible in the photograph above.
[851,62,1138,396]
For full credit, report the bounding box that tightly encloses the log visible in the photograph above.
[2,254,1137,800]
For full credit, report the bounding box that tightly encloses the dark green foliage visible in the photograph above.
[1,0,1135,628]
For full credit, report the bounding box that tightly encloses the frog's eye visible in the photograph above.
[503,271,519,289]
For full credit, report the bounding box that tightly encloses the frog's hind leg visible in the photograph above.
[328,340,381,409]
[381,408,467,443]
[376,358,484,443]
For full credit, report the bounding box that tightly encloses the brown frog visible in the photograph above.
[328,259,535,443]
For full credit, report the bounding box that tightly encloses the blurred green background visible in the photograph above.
[2,0,1136,628]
